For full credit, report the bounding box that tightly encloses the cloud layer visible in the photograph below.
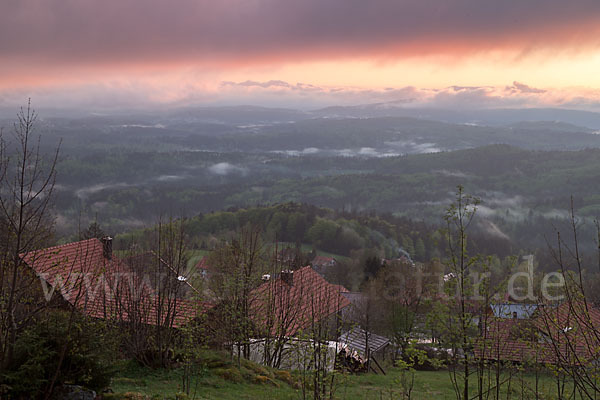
[216,80,600,111]
[3,1,600,111]
[3,78,600,113]
[3,0,600,73]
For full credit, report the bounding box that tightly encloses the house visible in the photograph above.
[194,255,212,278]
[311,255,337,275]
[489,303,538,320]
[21,237,209,328]
[475,300,600,366]
[474,316,547,364]
[234,266,351,370]
[250,266,351,337]
[122,251,200,299]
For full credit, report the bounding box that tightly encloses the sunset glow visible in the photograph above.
[2,0,600,110]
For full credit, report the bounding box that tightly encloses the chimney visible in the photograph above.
[101,236,113,260]
[281,270,294,286]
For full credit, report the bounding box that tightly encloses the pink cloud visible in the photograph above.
[2,78,600,112]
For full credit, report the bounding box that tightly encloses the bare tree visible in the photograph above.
[0,100,60,369]
[207,225,268,363]
[0,103,113,398]
[295,276,346,400]
[113,216,193,367]
[535,199,600,399]
[255,247,306,369]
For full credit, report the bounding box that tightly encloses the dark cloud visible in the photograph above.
[1,0,600,72]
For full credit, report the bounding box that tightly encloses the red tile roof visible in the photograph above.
[22,238,114,303]
[21,238,209,328]
[332,284,349,294]
[122,251,200,299]
[475,301,600,365]
[312,256,335,265]
[250,266,350,336]
[195,256,211,271]
[475,318,557,364]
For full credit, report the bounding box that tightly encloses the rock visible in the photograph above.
[52,385,97,400]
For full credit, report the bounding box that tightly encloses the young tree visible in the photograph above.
[439,186,481,400]
[376,260,433,355]
[80,220,105,240]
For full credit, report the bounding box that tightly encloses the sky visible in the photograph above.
[2,0,600,111]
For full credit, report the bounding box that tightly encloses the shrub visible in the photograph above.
[274,370,296,386]
[1,310,118,398]
[404,344,448,371]
[214,367,243,383]
[253,375,279,386]
[240,358,270,377]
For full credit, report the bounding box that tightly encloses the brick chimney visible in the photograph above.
[281,270,294,286]
[101,236,113,260]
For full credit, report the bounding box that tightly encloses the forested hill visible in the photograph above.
[153,143,600,220]
[110,202,515,270]
[27,114,600,155]
[51,144,600,260]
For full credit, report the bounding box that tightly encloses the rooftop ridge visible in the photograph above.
[24,237,101,257]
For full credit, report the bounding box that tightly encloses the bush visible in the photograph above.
[240,358,270,377]
[400,343,447,371]
[253,375,279,386]
[214,367,244,383]
[1,310,118,398]
[274,370,296,386]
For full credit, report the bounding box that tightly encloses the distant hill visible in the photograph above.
[312,104,600,130]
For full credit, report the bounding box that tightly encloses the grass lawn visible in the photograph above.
[109,354,300,400]
[108,351,582,399]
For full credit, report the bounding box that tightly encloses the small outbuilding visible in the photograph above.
[338,327,392,374]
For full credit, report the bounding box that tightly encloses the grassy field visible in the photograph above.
[186,249,210,271]
[274,242,350,263]
[185,245,348,273]
[108,351,582,399]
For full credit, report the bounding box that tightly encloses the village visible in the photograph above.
[13,225,600,399]
[3,1,600,397]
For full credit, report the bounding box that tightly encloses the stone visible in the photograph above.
[52,385,97,400]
